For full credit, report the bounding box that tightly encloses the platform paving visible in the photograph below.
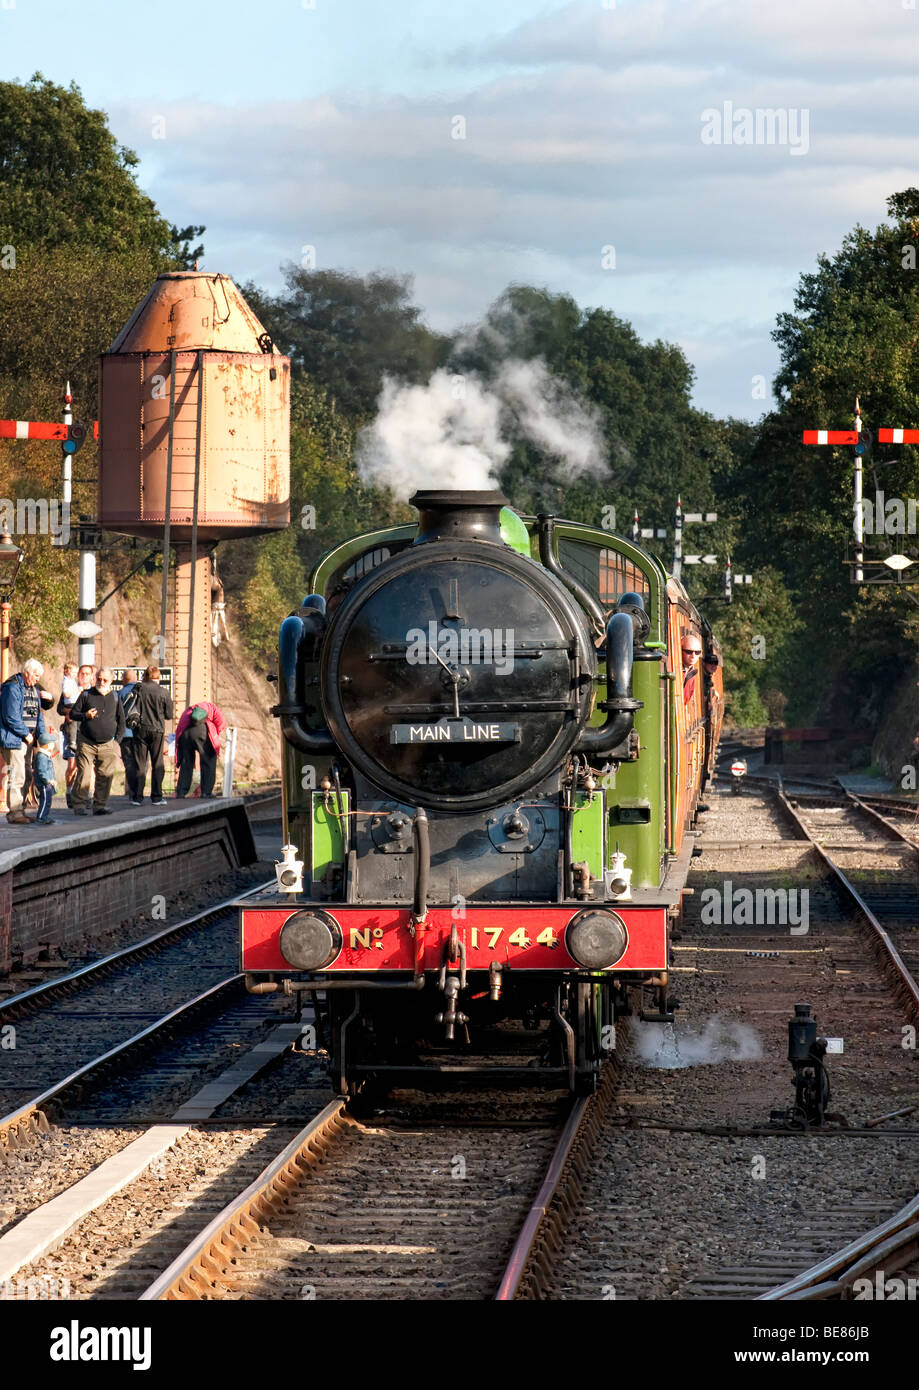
[0,793,245,872]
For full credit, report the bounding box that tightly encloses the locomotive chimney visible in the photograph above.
[411,489,509,545]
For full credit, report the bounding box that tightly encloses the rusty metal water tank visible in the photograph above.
[98,272,290,540]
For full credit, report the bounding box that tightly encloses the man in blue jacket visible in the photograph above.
[117,667,140,802]
[1,659,49,825]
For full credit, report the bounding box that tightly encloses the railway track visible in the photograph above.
[498,770,914,1301]
[124,773,917,1304]
[0,881,272,1031]
[0,881,278,1129]
[776,782,919,1024]
[0,965,299,1242]
[653,776,919,1301]
[760,1189,919,1301]
[0,974,248,1148]
[0,875,298,1249]
[140,1064,619,1302]
[0,1022,311,1296]
[728,778,919,1303]
[6,772,917,1304]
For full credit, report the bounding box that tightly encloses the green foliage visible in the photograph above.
[244,267,449,420]
[236,527,304,666]
[456,287,733,571]
[168,224,206,270]
[457,285,584,378]
[0,243,168,414]
[742,188,919,725]
[0,241,173,649]
[4,527,75,659]
[0,75,203,653]
[710,568,801,727]
[0,74,179,258]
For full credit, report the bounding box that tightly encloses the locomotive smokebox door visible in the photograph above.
[320,491,598,814]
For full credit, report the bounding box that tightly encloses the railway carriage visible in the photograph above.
[241,490,723,1093]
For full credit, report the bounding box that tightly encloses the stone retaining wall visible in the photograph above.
[0,802,257,971]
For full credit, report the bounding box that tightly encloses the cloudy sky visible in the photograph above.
[3,0,918,419]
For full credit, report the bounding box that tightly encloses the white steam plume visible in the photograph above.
[635,1016,763,1070]
[357,370,508,494]
[496,358,606,478]
[356,358,607,499]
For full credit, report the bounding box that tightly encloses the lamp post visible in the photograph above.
[0,530,24,685]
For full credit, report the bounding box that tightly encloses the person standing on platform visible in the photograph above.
[32,733,59,825]
[0,658,48,825]
[24,682,55,811]
[60,663,79,706]
[68,667,125,816]
[117,667,140,803]
[58,663,93,807]
[130,666,174,805]
[175,701,226,799]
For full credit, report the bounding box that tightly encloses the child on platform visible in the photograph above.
[33,733,58,826]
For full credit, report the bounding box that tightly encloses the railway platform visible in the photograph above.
[0,792,267,974]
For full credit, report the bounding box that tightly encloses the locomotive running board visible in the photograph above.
[659,833,699,903]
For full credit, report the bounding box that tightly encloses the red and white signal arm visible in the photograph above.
[879,429,919,444]
[0,419,98,442]
[730,760,747,775]
[802,430,859,445]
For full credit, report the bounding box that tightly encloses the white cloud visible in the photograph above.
[467,0,919,79]
[108,0,919,420]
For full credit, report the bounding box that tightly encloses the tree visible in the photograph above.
[245,268,448,419]
[456,289,733,587]
[0,75,205,650]
[456,285,585,379]
[747,188,919,724]
[0,74,187,260]
[168,224,206,270]
[713,569,801,726]
[0,244,169,415]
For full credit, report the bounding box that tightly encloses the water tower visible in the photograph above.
[98,271,290,708]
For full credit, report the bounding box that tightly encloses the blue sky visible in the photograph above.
[0,0,547,102]
[3,0,918,421]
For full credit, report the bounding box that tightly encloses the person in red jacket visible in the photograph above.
[175,700,226,798]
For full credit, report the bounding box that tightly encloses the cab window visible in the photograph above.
[558,539,652,613]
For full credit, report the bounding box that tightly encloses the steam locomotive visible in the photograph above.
[241,490,723,1093]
